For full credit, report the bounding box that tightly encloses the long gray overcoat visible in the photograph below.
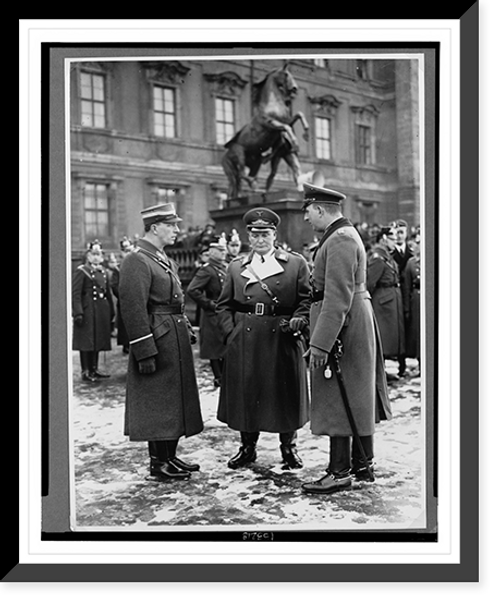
[118,239,203,442]
[367,244,406,358]
[186,259,227,359]
[72,263,114,352]
[309,220,391,437]
[216,248,311,433]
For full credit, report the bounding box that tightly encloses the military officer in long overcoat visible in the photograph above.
[72,240,115,382]
[390,219,413,377]
[216,207,311,470]
[367,227,406,366]
[119,203,204,481]
[187,234,228,388]
[402,232,421,370]
[300,183,391,495]
[109,236,133,354]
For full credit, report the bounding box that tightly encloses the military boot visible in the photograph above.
[148,441,190,480]
[166,439,200,472]
[279,431,303,469]
[228,432,258,469]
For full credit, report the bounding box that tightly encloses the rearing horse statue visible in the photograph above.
[221,64,309,199]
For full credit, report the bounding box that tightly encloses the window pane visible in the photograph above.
[315,117,331,159]
[92,74,105,100]
[94,113,105,129]
[216,97,235,145]
[80,73,92,99]
[164,117,175,138]
[163,89,174,113]
[153,86,176,138]
[83,183,110,239]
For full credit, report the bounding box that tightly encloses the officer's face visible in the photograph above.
[153,221,179,246]
[88,248,103,266]
[395,227,407,244]
[385,230,398,251]
[227,242,241,256]
[210,247,226,262]
[303,205,323,232]
[248,229,276,255]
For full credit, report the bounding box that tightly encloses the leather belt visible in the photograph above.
[379,283,399,288]
[147,303,185,314]
[232,302,294,316]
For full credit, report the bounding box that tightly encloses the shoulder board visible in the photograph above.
[275,249,289,262]
[77,264,92,277]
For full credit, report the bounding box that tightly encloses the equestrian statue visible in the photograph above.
[221,64,309,199]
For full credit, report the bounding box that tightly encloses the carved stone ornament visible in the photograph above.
[71,61,108,74]
[203,71,248,96]
[350,103,380,118]
[143,61,191,85]
[82,134,111,154]
[308,94,342,114]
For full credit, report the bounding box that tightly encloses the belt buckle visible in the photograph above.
[255,302,265,316]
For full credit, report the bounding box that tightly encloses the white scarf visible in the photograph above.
[242,250,284,283]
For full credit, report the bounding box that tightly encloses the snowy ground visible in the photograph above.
[70,334,429,534]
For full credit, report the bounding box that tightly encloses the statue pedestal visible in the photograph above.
[209,189,313,252]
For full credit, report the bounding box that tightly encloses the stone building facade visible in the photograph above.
[69,56,421,262]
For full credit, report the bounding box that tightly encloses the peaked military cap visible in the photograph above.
[390,218,408,229]
[302,182,346,209]
[243,207,281,231]
[209,233,228,250]
[141,202,182,227]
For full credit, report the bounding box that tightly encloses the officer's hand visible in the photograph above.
[289,316,306,333]
[138,357,156,374]
[304,346,329,370]
[74,315,84,327]
[190,333,197,345]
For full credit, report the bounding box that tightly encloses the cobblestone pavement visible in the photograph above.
[71,333,428,534]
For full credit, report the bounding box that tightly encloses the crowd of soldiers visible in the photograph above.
[71,185,421,494]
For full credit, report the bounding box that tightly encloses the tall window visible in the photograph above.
[356,124,373,165]
[153,86,177,138]
[80,72,106,128]
[352,104,378,166]
[83,182,111,239]
[157,187,178,204]
[216,97,235,145]
[315,116,331,160]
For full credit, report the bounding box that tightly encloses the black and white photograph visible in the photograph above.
[14,13,486,588]
[62,49,431,535]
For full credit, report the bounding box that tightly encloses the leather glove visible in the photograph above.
[190,332,197,345]
[138,357,156,374]
[289,316,307,333]
[74,315,84,327]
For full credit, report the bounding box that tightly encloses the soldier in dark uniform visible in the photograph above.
[226,229,242,262]
[402,231,421,373]
[216,207,311,470]
[119,203,204,481]
[72,240,115,382]
[300,183,391,494]
[187,234,228,388]
[367,226,406,379]
[109,236,133,354]
[390,219,414,377]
